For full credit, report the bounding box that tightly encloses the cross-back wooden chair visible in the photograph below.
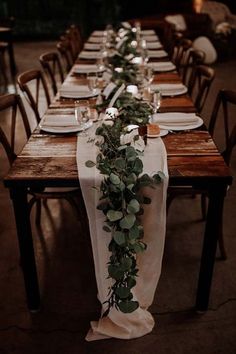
[17,69,51,124]
[57,40,74,73]
[0,42,9,92]
[0,94,31,158]
[39,51,64,96]
[0,93,84,224]
[173,38,192,72]
[182,49,205,86]
[167,89,236,259]
[189,65,215,114]
[65,24,83,61]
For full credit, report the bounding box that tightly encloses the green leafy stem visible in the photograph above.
[86,119,164,314]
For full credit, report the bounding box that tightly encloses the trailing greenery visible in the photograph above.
[86,23,165,315]
[86,118,163,314]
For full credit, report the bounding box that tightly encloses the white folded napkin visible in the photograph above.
[84,42,101,50]
[88,36,103,43]
[41,114,78,127]
[147,61,176,72]
[91,30,105,36]
[59,84,90,98]
[73,64,103,74]
[142,35,159,42]
[150,83,188,96]
[152,113,199,126]
[146,42,162,49]
[79,51,101,59]
[148,50,168,58]
[141,29,156,35]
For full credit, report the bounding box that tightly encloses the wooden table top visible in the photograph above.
[4,52,233,188]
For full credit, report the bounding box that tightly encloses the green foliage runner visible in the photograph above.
[86,23,165,315]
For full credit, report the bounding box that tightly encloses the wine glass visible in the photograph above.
[75,100,91,136]
[145,66,154,86]
[152,91,162,114]
[87,72,98,95]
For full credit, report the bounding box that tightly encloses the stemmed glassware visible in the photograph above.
[75,100,91,136]
[151,90,162,114]
[87,72,98,95]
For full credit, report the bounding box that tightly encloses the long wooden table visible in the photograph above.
[4,44,232,313]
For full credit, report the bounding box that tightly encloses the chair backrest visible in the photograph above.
[57,40,73,73]
[0,93,31,165]
[222,125,236,166]
[209,89,236,161]
[173,38,192,71]
[188,64,215,113]
[17,69,51,124]
[39,51,64,96]
[65,25,83,60]
[182,49,205,85]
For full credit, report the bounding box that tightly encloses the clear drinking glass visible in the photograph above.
[152,91,162,113]
[75,100,91,136]
[145,66,154,86]
[87,72,98,95]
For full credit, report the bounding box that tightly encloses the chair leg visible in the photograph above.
[218,218,227,260]
[0,50,8,91]
[64,196,82,218]
[201,194,207,220]
[35,200,42,225]
[166,194,175,214]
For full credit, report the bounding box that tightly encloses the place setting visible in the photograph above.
[147,61,176,72]
[59,72,101,99]
[150,83,188,96]
[151,112,203,131]
[39,100,95,134]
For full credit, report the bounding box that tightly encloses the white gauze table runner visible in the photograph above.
[76,124,169,341]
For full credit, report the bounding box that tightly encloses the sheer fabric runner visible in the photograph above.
[76,124,168,340]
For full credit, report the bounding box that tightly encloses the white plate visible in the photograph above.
[147,129,169,138]
[60,88,100,99]
[73,66,105,74]
[147,62,176,72]
[152,85,188,97]
[159,117,203,131]
[40,120,93,134]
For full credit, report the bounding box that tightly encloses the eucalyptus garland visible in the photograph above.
[85,24,165,315]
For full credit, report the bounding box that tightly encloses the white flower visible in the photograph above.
[105,107,119,120]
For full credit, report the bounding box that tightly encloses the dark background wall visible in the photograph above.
[1,0,236,39]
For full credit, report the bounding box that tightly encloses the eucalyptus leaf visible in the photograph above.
[114,158,126,170]
[127,199,140,214]
[103,225,111,232]
[107,210,123,222]
[113,231,126,246]
[125,173,137,184]
[120,214,136,229]
[133,158,143,174]
[133,242,146,253]
[120,257,132,271]
[126,277,136,288]
[129,225,140,240]
[110,173,121,185]
[118,300,139,313]
[85,160,96,168]
[115,287,131,299]
[108,265,124,280]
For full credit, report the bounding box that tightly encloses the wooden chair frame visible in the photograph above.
[17,69,51,124]
[39,51,64,96]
